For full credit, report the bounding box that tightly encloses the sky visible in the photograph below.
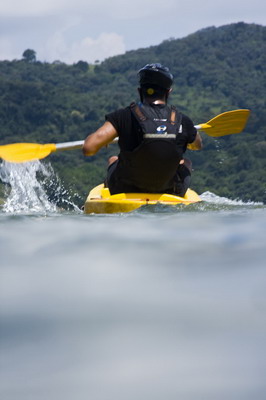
[0,0,265,64]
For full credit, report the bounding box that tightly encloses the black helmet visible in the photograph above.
[138,63,173,90]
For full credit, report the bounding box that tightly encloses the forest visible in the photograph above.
[0,22,265,205]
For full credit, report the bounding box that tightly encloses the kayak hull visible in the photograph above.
[84,184,201,214]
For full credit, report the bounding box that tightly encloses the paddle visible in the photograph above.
[0,141,84,163]
[0,109,250,163]
[194,109,250,137]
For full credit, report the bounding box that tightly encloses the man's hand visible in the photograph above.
[187,132,202,150]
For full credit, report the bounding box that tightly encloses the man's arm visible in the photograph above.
[83,121,118,156]
[187,132,203,150]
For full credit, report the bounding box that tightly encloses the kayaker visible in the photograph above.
[83,63,202,196]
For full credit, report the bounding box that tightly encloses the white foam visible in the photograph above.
[0,160,80,214]
[200,191,263,206]
[0,160,57,213]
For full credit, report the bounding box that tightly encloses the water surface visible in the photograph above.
[1,161,266,400]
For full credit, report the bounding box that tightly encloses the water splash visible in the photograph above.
[0,160,81,214]
[200,191,264,206]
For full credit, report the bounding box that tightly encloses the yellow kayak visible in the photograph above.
[84,184,201,214]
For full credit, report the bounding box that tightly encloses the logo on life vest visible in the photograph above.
[156,125,167,133]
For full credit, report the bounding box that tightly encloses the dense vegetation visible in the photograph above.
[0,22,265,205]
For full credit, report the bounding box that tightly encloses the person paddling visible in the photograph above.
[83,63,202,196]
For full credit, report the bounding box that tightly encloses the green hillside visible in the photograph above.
[0,22,265,205]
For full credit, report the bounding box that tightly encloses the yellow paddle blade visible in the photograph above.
[0,143,57,163]
[197,109,250,137]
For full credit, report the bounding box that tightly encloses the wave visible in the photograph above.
[0,160,81,214]
[200,191,264,206]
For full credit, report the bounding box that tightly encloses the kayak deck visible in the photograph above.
[84,184,202,214]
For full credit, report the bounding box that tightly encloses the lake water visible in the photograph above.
[1,161,266,400]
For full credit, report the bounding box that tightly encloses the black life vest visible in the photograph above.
[130,102,182,142]
[113,102,183,193]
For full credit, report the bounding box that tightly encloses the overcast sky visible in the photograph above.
[0,0,265,64]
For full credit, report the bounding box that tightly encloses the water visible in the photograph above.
[1,161,266,400]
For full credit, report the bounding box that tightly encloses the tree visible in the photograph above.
[22,49,37,63]
[75,61,89,72]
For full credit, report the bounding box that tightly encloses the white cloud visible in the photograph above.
[40,31,126,64]
[0,0,265,63]
[71,33,126,63]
